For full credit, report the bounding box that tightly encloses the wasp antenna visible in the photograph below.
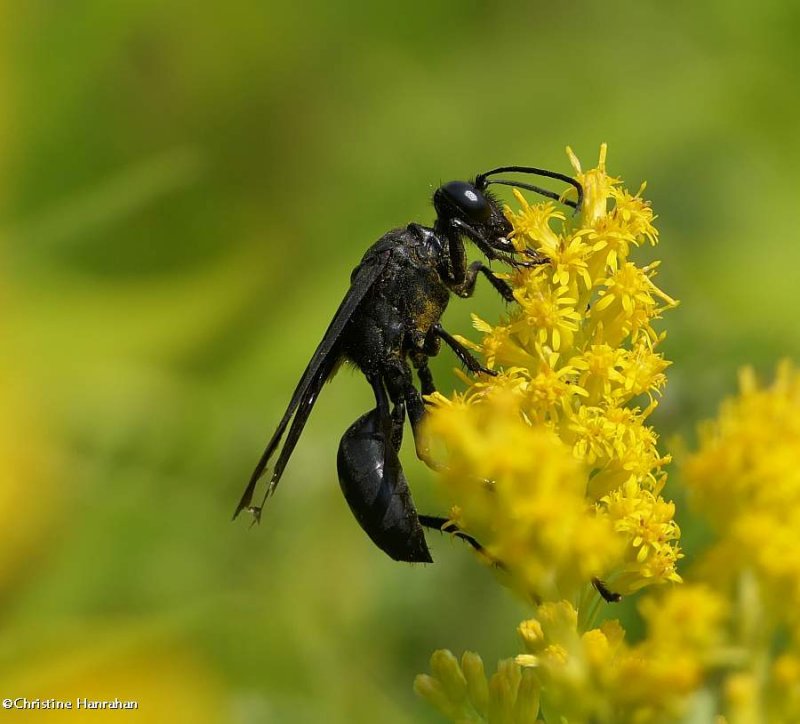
[477,165,583,211]
[484,179,578,209]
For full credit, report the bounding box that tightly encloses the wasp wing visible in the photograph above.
[233,249,391,519]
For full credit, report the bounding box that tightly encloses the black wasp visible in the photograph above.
[234,165,583,563]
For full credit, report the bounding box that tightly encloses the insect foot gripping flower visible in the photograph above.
[422,146,681,605]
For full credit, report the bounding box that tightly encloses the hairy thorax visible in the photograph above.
[341,227,450,372]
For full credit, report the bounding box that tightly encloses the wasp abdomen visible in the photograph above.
[337,409,432,563]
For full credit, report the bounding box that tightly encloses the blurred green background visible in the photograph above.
[2,1,799,721]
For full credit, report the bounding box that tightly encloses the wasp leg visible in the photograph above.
[439,220,530,295]
[448,218,539,270]
[367,372,396,475]
[410,350,437,397]
[455,261,516,302]
[391,399,406,451]
[521,248,552,265]
[381,356,437,467]
[592,577,622,603]
[419,515,545,605]
[433,324,496,377]
[418,515,504,568]
[370,366,413,464]
[416,362,436,397]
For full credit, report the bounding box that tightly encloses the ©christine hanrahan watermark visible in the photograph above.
[3,697,139,711]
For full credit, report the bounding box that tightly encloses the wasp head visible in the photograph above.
[433,180,515,255]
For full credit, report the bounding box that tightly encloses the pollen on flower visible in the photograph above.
[509,272,581,352]
[505,194,564,255]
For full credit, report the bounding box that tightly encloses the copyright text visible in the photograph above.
[3,697,139,711]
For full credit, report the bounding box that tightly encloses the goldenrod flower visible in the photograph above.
[425,390,622,602]
[417,149,800,724]
[424,146,680,601]
[417,147,692,724]
[510,587,726,723]
[683,361,800,636]
[674,361,800,722]
[598,483,682,593]
[415,651,538,724]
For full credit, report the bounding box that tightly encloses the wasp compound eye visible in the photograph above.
[439,180,492,222]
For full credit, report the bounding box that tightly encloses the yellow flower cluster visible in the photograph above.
[416,147,800,723]
[418,586,728,724]
[425,146,681,600]
[683,361,800,635]
[681,362,800,722]
[414,651,538,724]
[517,587,727,723]
[425,392,622,602]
